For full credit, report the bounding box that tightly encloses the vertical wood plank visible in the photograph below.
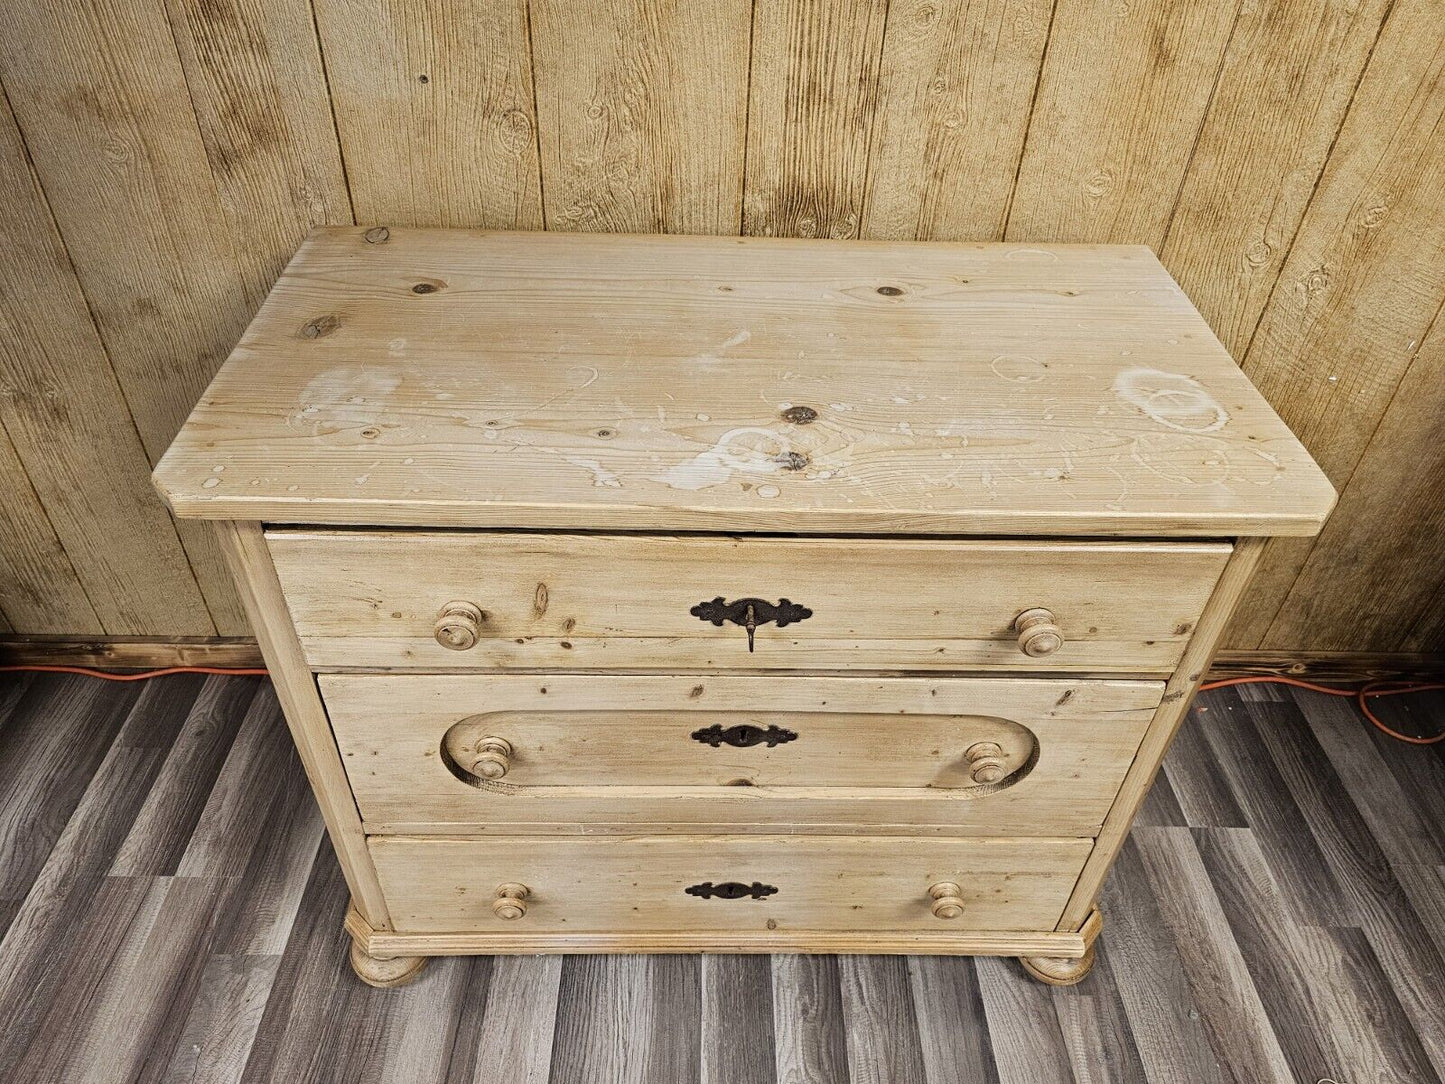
[162,0,354,306]
[313,0,542,229]
[863,0,1051,241]
[530,0,751,234]
[0,87,216,635]
[1229,3,1445,647]
[1268,308,1445,650]
[1006,0,1240,245]
[1159,0,1391,357]
[0,0,257,632]
[743,0,890,238]
[0,423,101,634]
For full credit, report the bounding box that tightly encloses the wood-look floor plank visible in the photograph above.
[1048,946,1149,1084]
[549,954,701,1084]
[1159,704,1249,828]
[0,678,201,1076]
[772,955,849,1084]
[1189,691,1354,925]
[1131,827,1294,1082]
[839,955,927,1084]
[1194,826,1416,1084]
[1240,693,1445,1079]
[462,956,559,1084]
[0,674,149,917]
[1293,925,1443,1084]
[241,839,457,1084]
[160,953,282,1084]
[64,875,236,1084]
[111,675,262,875]
[1131,764,1187,828]
[4,874,164,1081]
[973,955,1072,1084]
[1097,839,1232,1084]
[702,955,774,1084]
[905,957,997,1084]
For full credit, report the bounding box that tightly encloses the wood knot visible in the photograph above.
[300,314,340,338]
[876,285,904,296]
[363,226,390,244]
[774,451,809,471]
[781,405,818,424]
[411,281,442,294]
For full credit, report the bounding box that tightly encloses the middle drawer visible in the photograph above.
[320,674,1162,835]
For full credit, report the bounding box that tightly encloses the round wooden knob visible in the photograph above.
[434,600,484,650]
[493,882,530,920]
[930,882,965,920]
[466,736,512,780]
[1014,607,1063,657]
[964,741,1007,784]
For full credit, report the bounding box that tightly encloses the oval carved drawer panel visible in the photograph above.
[368,834,1092,935]
[270,530,1230,672]
[320,674,1162,835]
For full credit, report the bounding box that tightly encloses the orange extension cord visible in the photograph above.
[1,664,1442,745]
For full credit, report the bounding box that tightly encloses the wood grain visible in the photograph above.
[1159,0,1391,358]
[1230,3,1445,647]
[311,0,542,229]
[1269,306,1445,649]
[743,0,890,238]
[1006,0,1240,246]
[863,0,1050,241]
[0,91,213,635]
[0,426,100,634]
[530,0,752,234]
[321,672,1158,835]
[276,531,1227,671]
[212,521,390,928]
[367,833,1089,937]
[163,0,353,306]
[152,230,1334,536]
[0,0,255,632]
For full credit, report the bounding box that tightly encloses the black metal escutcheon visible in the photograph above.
[685,881,778,900]
[691,597,813,652]
[691,723,798,748]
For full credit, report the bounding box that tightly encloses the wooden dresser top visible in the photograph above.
[154,228,1333,536]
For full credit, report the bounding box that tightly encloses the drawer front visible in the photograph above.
[369,834,1091,934]
[321,674,1161,835]
[271,531,1229,672]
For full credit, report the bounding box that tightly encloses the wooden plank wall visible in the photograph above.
[0,0,1441,653]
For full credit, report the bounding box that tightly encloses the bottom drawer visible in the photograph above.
[370,834,1091,935]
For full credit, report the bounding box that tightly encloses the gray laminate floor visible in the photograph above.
[0,672,1441,1083]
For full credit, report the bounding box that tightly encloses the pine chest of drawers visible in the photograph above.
[154,229,1333,987]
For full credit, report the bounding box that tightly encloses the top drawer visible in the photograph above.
[267,530,1229,673]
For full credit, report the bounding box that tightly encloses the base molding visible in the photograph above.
[3,638,1441,684]
[344,903,1095,959]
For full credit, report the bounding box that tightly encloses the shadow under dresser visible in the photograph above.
[152,228,1334,987]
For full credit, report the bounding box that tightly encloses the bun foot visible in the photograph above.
[349,941,428,988]
[1020,944,1096,986]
